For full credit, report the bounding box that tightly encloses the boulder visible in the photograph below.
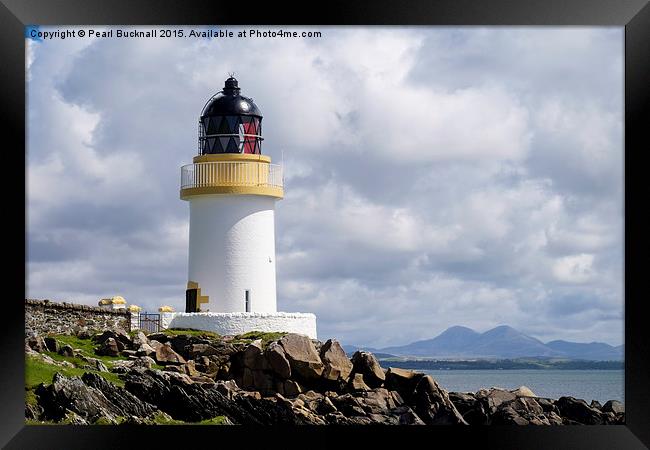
[131,331,149,348]
[92,330,131,348]
[27,336,47,353]
[602,400,624,414]
[132,356,156,370]
[476,387,517,414]
[96,337,121,357]
[80,372,157,418]
[76,330,92,340]
[58,345,74,357]
[590,400,603,410]
[412,375,467,425]
[183,360,200,377]
[283,380,303,398]
[556,396,603,425]
[536,397,560,415]
[169,334,211,358]
[146,332,169,343]
[384,367,420,400]
[511,386,537,397]
[252,371,275,392]
[135,343,156,357]
[154,343,186,365]
[44,337,59,353]
[266,342,291,379]
[491,406,530,425]
[349,373,371,391]
[395,405,426,425]
[320,340,353,381]
[279,334,324,380]
[351,351,385,388]
[359,388,401,414]
[35,373,126,423]
[448,391,488,425]
[88,358,109,373]
[243,340,267,371]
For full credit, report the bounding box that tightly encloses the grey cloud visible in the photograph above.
[27,27,624,347]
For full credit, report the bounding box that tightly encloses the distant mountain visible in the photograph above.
[381,326,481,357]
[360,325,623,361]
[545,340,623,361]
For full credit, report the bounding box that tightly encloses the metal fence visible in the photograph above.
[139,313,161,333]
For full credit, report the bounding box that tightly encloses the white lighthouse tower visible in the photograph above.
[170,76,317,338]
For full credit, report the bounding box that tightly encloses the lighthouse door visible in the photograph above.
[186,289,198,313]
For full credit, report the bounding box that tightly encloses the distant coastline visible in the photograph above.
[381,358,624,371]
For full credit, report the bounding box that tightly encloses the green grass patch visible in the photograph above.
[232,331,287,346]
[53,335,130,366]
[151,411,186,425]
[163,328,221,339]
[25,354,125,389]
[194,416,229,425]
[25,389,38,406]
[26,419,59,426]
[26,355,86,390]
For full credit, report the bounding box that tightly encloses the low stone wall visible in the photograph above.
[25,299,131,337]
[167,311,318,339]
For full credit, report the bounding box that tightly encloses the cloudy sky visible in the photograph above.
[26,26,624,348]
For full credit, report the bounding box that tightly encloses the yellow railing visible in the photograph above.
[180,161,283,190]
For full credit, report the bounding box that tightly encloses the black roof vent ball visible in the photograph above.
[201,76,262,118]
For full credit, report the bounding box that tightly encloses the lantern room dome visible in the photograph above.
[201,77,262,117]
[198,76,264,155]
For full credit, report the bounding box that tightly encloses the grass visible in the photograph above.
[232,331,288,346]
[151,414,230,425]
[25,389,38,406]
[151,411,186,425]
[163,328,221,339]
[194,416,229,425]
[26,355,87,390]
[53,335,129,365]
[26,354,126,389]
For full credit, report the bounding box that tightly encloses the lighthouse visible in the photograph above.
[171,76,317,338]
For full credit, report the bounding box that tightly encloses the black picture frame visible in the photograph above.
[2,0,648,448]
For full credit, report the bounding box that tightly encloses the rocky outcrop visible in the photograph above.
[351,351,385,388]
[279,334,324,380]
[320,339,353,382]
[25,330,626,426]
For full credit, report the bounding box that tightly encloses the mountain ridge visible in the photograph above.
[344,325,623,361]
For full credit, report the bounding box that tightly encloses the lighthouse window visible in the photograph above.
[245,290,251,312]
[199,114,262,155]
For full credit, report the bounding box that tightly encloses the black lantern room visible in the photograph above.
[198,77,263,155]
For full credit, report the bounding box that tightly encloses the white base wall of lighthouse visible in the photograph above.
[167,312,317,339]
[188,194,278,313]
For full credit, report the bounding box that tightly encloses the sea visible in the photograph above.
[414,369,624,403]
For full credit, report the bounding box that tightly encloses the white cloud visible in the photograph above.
[26,26,624,347]
[552,254,597,284]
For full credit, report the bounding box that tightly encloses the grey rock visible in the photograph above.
[351,351,385,388]
[266,342,291,379]
[349,373,371,391]
[320,339,353,381]
[96,337,121,357]
[279,334,324,380]
[155,342,187,365]
[412,375,467,425]
[44,337,59,353]
[602,400,624,414]
[556,396,604,425]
